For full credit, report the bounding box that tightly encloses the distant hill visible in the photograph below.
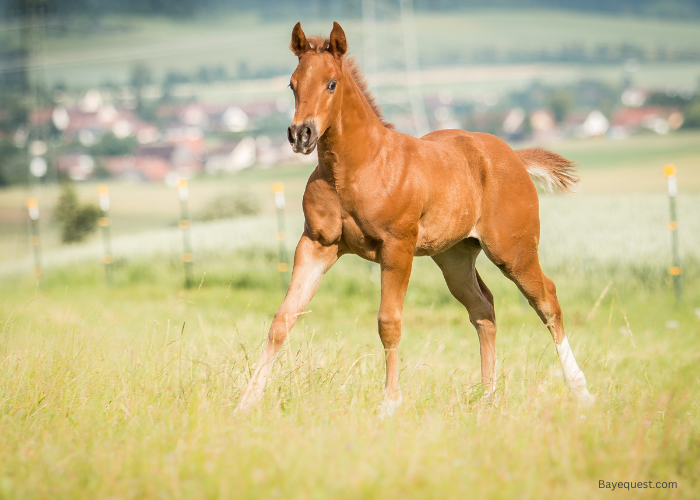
[1,8,699,90]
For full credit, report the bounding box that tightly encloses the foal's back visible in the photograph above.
[393,128,538,257]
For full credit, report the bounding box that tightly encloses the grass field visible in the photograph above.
[1,241,699,498]
[1,131,700,498]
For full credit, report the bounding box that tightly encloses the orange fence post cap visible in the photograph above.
[272,182,284,193]
[668,266,682,276]
[663,164,676,177]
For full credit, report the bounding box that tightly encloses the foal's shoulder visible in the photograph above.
[302,166,343,245]
[303,166,337,200]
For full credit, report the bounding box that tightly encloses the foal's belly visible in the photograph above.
[415,206,477,257]
[340,215,380,262]
[339,209,475,260]
[415,222,471,256]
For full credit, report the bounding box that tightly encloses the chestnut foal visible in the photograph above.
[236,22,594,416]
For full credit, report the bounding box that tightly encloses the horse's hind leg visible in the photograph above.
[432,241,497,395]
[482,237,595,406]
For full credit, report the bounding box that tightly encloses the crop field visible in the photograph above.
[1,132,700,498]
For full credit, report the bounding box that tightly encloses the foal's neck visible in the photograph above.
[318,64,387,185]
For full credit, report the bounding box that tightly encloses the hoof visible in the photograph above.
[575,390,596,408]
[234,401,252,415]
[378,392,403,420]
[481,388,499,406]
[234,391,259,415]
[568,383,595,408]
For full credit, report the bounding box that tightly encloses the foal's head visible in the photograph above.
[287,22,347,155]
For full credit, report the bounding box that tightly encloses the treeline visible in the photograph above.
[426,42,700,67]
[3,0,700,19]
[418,0,700,18]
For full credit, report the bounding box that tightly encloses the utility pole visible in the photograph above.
[16,0,52,187]
[362,0,429,137]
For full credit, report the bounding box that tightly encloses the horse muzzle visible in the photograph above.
[287,120,318,155]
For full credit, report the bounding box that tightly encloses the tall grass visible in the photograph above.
[1,239,698,498]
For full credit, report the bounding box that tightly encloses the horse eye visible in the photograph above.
[327,80,337,92]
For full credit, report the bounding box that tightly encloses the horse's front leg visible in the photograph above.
[236,234,340,413]
[377,239,415,419]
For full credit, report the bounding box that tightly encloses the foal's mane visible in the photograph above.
[306,35,394,129]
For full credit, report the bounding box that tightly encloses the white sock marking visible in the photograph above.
[378,391,402,420]
[555,337,595,406]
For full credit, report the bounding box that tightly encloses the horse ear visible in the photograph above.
[290,22,311,58]
[329,21,347,59]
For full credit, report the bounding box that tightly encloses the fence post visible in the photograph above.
[98,184,113,285]
[664,164,681,302]
[26,197,42,277]
[272,182,289,289]
[177,178,194,288]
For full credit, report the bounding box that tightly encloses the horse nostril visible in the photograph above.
[301,126,311,144]
[287,126,295,145]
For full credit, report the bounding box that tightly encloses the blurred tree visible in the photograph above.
[130,62,152,90]
[464,107,504,136]
[0,139,27,186]
[164,70,191,85]
[199,192,261,221]
[682,99,700,128]
[196,66,212,84]
[53,182,100,243]
[646,91,689,107]
[92,161,113,179]
[4,0,55,17]
[90,132,138,157]
[0,92,29,132]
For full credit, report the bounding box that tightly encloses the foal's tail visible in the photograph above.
[515,147,579,193]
